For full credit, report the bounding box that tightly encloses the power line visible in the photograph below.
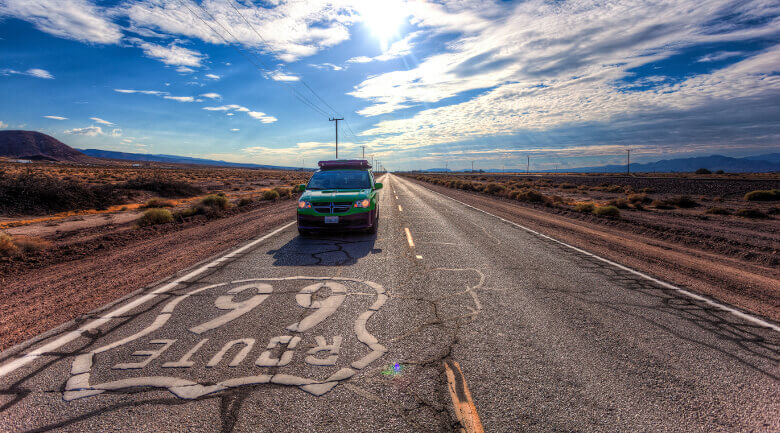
[173,0,332,118]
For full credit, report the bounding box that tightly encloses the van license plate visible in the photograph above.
[324,216,339,224]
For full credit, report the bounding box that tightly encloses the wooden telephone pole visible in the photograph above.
[329,117,343,158]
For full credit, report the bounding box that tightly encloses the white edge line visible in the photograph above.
[0,221,296,378]
[400,175,780,333]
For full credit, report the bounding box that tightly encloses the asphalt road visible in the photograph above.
[0,174,777,432]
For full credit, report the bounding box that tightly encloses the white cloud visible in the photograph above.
[111,128,122,137]
[43,115,67,120]
[117,0,360,62]
[0,121,7,129]
[129,38,204,67]
[25,68,54,79]
[205,73,221,80]
[114,89,165,95]
[698,51,743,62]
[270,71,300,81]
[203,104,250,112]
[247,111,278,123]
[65,126,103,136]
[310,63,343,71]
[1,68,54,79]
[90,117,113,125]
[176,66,195,74]
[163,95,195,102]
[346,56,373,64]
[0,0,122,44]
[230,128,240,132]
[200,92,221,99]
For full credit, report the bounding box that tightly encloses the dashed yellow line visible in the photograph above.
[404,227,415,248]
[444,360,484,433]
[398,205,403,212]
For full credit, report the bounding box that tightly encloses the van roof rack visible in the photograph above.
[317,160,372,170]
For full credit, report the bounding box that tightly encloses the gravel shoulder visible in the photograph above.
[408,177,779,323]
[0,199,295,351]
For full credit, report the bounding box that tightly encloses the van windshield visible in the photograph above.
[307,170,372,190]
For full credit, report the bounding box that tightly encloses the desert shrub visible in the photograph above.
[262,189,281,200]
[173,207,202,219]
[0,232,18,257]
[574,202,595,213]
[695,168,711,174]
[143,198,176,208]
[744,189,779,202]
[627,193,651,204]
[735,208,767,219]
[666,196,698,208]
[558,183,577,189]
[549,195,564,203]
[605,185,623,193]
[633,203,644,211]
[640,187,655,194]
[237,198,253,207]
[705,207,731,215]
[200,194,229,210]
[13,236,51,254]
[607,198,630,209]
[137,208,174,227]
[514,189,546,203]
[651,200,674,209]
[483,183,504,194]
[123,177,202,198]
[593,205,620,217]
[273,187,293,198]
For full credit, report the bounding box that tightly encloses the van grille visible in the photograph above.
[312,201,352,214]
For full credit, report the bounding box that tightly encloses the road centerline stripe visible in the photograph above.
[444,359,484,433]
[404,227,415,248]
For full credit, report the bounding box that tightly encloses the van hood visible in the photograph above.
[301,189,370,202]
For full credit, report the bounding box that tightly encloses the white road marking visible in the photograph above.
[398,205,403,211]
[0,221,297,378]
[400,175,780,333]
[404,227,415,248]
[416,255,423,260]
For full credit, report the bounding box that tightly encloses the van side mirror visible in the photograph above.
[298,184,306,192]
[374,182,383,190]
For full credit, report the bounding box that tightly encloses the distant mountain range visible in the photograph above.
[421,153,780,173]
[77,148,303,170]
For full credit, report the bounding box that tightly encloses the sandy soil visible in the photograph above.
[408,177,779,323]
[0,199,296,351]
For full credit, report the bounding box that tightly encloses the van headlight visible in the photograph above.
[298,200,311,209]
[354,199,371,208]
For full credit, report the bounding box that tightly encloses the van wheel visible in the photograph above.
[367,212,378,234]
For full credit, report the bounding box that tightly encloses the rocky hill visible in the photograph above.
[0,130,92,162]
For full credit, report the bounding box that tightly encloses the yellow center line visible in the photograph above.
[443,360,485,433]
[398,205,403,212]
[404,227,415,248]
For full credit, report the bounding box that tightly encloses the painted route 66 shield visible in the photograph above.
[63,277,388,400]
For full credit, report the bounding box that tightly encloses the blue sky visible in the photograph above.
[0,0,778,170]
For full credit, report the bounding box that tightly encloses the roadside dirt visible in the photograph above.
[0,199,296,351]
[408,178,780,323]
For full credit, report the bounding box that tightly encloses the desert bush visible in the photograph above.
[633,203,644,211]
[201,194,229,210]
[143,198,176,208]
[558,183,577,189]
[735,208,767,219]
[237,198,253,207]
[173,207,202,220]
[666,196,698,208]
[574,202,595,213]
[273,186,294,198]
[0,232,18,257]
[483,183,505,194]
[13,235,51,254]
[651,200,674,209]
[705,207,731,215]
[744,189,779,201]
[627,193,651,204]
[262,189,281,200]
[0,173,126,215]
[605,185,623,193]
[514,189,546,203]
[695,168,711,174]
[593,205,620,217]
[137,208,174,226]
[607,198,630,209]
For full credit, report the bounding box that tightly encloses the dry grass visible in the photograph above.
[744,189,779,201]
[0,231,50,256]
[142,198,177,208]
[137,208,174,227]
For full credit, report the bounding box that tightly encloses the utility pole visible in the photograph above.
[360,145,366,159]
[626,149,630,175]
[527,155,530,174]
[471,161,474,173]
[329,117,343,159]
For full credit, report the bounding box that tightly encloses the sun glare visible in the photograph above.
[357,1,407,51]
